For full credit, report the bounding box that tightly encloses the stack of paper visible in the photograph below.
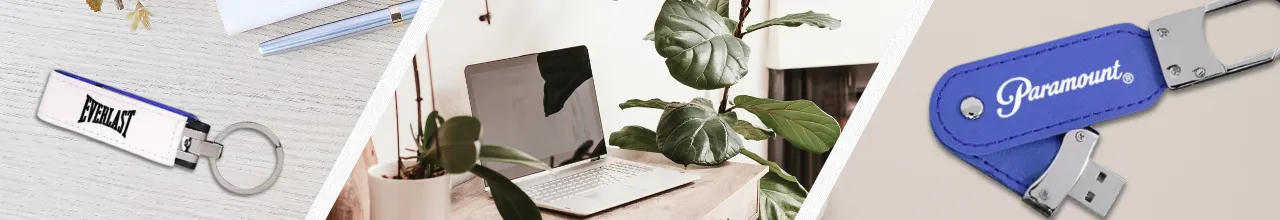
[216,0,347,34]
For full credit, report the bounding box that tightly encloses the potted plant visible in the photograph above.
[367,110,550,220]
[613,0,843,219]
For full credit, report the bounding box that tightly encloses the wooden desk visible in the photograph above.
[0,1,412,219]
[452,150,768,220]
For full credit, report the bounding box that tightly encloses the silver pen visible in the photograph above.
[259,0,422,56]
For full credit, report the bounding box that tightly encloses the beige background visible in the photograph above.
[824,0,1280,219]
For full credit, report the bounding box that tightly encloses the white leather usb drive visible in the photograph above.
[36,69,285,195]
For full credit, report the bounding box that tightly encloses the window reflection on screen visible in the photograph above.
[464,46,605,180]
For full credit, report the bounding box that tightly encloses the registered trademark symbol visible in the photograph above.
[1122,72,1134,84]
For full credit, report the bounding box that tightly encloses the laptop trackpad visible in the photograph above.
[560,184,645,213]
[583,184,638,199]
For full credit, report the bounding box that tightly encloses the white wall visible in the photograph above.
[767,0,913,69]
[371,0,777,172]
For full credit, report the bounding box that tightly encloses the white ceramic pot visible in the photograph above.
[367,161,452,220]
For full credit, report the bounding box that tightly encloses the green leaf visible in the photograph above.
[645,0,735,41]
[731,119,774,141]
[738,149,797,183]
[620,98,677,110]
[416,111,444,154]
[470,165,543,220]
[655,98,744,165]
[654,0,751,90]
[609,126,659,153]
[415,112,445,168]
[479,145,551,170]
[437,116,482,174]
[733,95,840,153]
[758,170,807,220]
[743,11,841,36]
[702,0,731,17]
[742,147,807,220]
[644,0,733,42]
[538,46,593,116]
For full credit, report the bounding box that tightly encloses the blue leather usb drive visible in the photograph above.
[928,0,1277,218]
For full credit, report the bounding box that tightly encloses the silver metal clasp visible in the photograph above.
[1022,128,1126,218]
[1149,0,1278,90]
[175,119,222,170]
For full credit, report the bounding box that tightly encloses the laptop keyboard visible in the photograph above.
[524,162,655,202]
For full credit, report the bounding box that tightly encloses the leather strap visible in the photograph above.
[929,24,1165,193]
[37,69,195,166]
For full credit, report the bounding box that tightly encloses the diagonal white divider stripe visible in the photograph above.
[794,0,934,219]
[303,1,445,219]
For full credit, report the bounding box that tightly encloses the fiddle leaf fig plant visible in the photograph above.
[614,0,841,219]
[394,110,550,220]
[655,98,745,165]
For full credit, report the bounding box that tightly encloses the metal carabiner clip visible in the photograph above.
[176,120,285,195]
[1149,0,1279,90]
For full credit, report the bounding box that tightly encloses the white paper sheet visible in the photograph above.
[216,0,347,34]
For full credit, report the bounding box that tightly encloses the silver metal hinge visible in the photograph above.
[175,120,222,170]
[1022,128,1126,218]
[1149,0,1278,90]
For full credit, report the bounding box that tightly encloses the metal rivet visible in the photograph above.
[1194,67,1206,78]
[1156,28,1169,39]
[1039,190,1051,201]
[960,96,983,120]
[1167,65,1181,76]
[1075,131,1087,143]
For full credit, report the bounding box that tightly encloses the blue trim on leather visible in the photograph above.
[54,69,198,120]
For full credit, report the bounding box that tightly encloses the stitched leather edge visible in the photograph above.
[934,29,1157,148]
[931,26,1159,191]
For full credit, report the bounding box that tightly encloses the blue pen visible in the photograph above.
[259,0,423,56]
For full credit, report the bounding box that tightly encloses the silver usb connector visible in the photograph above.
[1022,128,1125,218]
[1069,161,1125,216]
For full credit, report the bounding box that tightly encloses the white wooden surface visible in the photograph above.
[0,0,409,219]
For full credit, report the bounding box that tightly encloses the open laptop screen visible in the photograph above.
[464,46,607,180]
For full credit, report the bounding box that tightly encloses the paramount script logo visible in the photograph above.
[77,95,137,137]
[996,60,1135,118]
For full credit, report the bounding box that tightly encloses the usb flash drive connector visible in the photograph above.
[1022,128,1125,218]
[1069,161,1125,216]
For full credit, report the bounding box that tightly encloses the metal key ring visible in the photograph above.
[208,122,285,195]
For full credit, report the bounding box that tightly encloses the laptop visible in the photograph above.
[463,45,701,216]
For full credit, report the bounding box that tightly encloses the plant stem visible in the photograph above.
[719,87,731,113]
[720,0,752,113]
[732,0,752,38]
[738,148,771,166]
[394,92,404,178]
[413,56,423,132]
